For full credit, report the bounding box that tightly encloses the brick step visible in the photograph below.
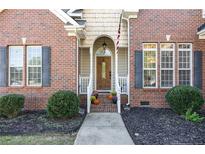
[90,93,117,112]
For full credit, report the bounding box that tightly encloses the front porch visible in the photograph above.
[78,36,129,113]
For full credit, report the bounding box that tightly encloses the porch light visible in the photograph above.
[102,37,107,51]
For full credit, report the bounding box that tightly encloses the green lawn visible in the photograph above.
[0,133,76,145]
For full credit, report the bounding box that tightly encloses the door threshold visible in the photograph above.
[96,90,111,93]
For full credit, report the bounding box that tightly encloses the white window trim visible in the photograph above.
[26,46,43,87]
[8,46,24,87]
[142,43,158,88]
[160,43,175,88]
[178,43,193,86]
[203,9,205,18]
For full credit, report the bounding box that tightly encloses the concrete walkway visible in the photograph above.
[74,113,134,145]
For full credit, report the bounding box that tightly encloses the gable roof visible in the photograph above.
[50,9,86,27]
[198,23,205,32]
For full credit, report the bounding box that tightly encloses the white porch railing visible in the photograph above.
[79,76,89,94]
[118,76,128,94]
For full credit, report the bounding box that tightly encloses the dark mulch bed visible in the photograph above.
[121,107,205,145]
[0,109,86,135]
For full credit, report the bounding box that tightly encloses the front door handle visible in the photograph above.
[109,71,111,79]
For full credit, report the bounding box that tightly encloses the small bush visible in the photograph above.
[165,85,204,115]
[111,91,117,96]
[0,94,25,118]
[90,96,96,104]
[185,108,204,123]
[47,90,80,119]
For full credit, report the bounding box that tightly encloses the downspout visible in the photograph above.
[76,37,79,95]
[124,17,130,105]
[127,17,130,105]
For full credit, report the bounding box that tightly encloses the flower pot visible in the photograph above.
[93,99,101,105]
[112,96,118,104]
[107,94,113,100]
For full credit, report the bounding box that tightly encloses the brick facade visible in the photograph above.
[1,9,205,110]
[0,9,78,110]
[130,9,205,108]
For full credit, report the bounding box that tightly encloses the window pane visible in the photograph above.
[144,70,156,87]
[27,46,42,86]
[178,43,192,86]
[9,46,23,86]
[179,70,190,85]
[102,62,106,79]
[161,70,173,87]
[28,67,41,85]
[179,50,190,69]
[161,51,173,69]
[143,43,157,49]
[10,67,23,86]
[144,50,156,68]
[27,46,42,66]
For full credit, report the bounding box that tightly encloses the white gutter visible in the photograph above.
[122,10,138,106]
[123,17,130,105]
[76,38,79,95]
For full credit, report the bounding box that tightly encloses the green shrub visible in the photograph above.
[165,85,204,115]
[90,96,96,102]
[111,91,117,96]
[185,108,204,123]
[47,90,80,119]
[0,94,25,118]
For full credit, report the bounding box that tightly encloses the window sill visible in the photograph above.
[8,86,43,89]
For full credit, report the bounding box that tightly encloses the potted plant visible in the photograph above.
[92,90,99,99]
[107,91,117,100]
[93,99,101,105]
[107,93,113,100]
[111,91,117,96]
[90,96,96,104]
[112,96,118,104]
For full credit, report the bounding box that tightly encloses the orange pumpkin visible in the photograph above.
[93,99,101,105]
[107,94,113,100]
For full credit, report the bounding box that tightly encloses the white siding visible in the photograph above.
[118,48,128,76]
[80,48,90,76]
[80,9,128,47]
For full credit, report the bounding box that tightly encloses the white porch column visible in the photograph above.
[115,47,121,113]
[90,46,93,83]
[87,46,93,113]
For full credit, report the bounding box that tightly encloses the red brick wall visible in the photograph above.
[130,9,205,108]
[0,9,77,110]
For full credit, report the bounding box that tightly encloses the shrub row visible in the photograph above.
[0,94,25,118]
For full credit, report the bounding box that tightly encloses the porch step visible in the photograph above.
[91,93,117,112]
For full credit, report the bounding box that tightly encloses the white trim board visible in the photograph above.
[49,9,79,26]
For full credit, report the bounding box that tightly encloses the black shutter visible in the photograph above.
[0,46,8,87]
[194,51,202,89]
[42,46,51,87]
[135,50,143,88]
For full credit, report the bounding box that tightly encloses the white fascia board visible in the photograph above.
[197,29,205,35]
[49,9,79,26]
[67,9,78,13]
[67,12,82,18]
[64,25,85,30]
